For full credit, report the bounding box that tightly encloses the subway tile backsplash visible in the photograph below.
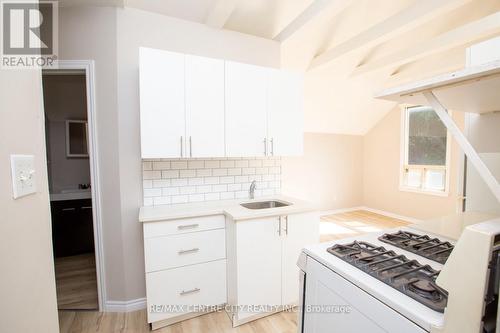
[142,157,281,206]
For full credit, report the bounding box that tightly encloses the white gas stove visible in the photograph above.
[298,217,500,333]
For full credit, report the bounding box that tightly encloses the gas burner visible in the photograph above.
[327,241,448,312]
[407,279,446,302]
[378,230,454,264]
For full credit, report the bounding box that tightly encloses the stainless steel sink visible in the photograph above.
[240,200,290,210]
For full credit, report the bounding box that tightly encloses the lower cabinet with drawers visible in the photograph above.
[142,215,227,330]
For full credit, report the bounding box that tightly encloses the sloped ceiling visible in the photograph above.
[60,0,500,135]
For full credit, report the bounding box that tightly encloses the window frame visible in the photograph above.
[399,105,452,197]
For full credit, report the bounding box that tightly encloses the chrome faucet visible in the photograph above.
[249,180,257,199]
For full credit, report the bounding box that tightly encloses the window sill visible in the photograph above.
[399,186,449,197]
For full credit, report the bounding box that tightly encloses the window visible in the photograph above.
[400,106,450,195]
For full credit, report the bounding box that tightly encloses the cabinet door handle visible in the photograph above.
[271,138,274,156]
[178,248,199,255]
[263,138,267,156]
[61,208,76,212]
[189,136,192,157]
[284,215,289,236]
[180,136,184,158]
[177,224,199,230]
[180,288,200,296]
[278,216,282,236]
[81,206,92,210]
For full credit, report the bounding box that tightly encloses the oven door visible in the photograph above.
[303,257,427,333]
[297,252,307,333]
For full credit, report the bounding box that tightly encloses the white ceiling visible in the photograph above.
[60,0,500,135]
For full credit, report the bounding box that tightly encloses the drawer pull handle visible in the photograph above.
[61,208,76,211]
[180,288,200,296]
[177,224,199,230]
[178,248,199,255]
[81,206,92,210]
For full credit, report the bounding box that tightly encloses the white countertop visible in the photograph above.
[50,189,92,201]
[139,195,317,222]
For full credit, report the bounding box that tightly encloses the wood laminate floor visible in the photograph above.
[55,253,99,310]
[320,210,409,242]
[58,210,409,332]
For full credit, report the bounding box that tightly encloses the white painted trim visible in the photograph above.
[353,11,500,76]
[375,59,500,101]
[105,298,147,312]
[398,105,451,196]
[43,60,106,311]
[398,185,450,197]
[424,91,500,202]
[273,0,347,42]
[309,0,473,69]
[204,0,236,29]
[319,206,364,216]
[65,120,89,158]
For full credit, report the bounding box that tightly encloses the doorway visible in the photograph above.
[42,61,104,311]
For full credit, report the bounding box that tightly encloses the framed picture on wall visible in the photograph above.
[66,120,89,158]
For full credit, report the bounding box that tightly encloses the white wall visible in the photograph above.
[282,133,364,210]
[0,70,59,331]
[58,6,127,301]
[465,113,500,214]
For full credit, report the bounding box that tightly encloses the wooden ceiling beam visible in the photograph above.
[205,0,236,29]
[352,11,500,76]
[309,0,473,70]
[273,0,350,42]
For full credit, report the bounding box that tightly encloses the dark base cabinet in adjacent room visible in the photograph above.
[51,199,95,258]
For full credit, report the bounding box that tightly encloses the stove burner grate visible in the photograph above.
[378,230,454,264]
[327,241,448,312]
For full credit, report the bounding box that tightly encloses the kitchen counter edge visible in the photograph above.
[139,195,318,223]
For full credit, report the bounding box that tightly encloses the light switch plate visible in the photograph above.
[10,154,36,199]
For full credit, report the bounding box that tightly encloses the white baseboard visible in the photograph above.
[319,206,364,216]
[105,297,147,312]
[320,206,422,225]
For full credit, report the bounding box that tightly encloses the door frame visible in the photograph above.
[43,60,106,311]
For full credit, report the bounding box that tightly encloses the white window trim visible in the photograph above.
[399,105,452,197]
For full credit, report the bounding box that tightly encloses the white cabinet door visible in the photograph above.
[236,216,282,321]
[225,61,268,157]
[267,69,304,156]
[185,55,225,158]
[282,212,319,306]
[139,47,186,158]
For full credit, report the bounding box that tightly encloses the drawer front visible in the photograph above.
[143,215,225,238]
[144,228,226,272]
[146,259,227,323]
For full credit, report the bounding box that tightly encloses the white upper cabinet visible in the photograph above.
[185,55,225,158]
[225,61,268,157]
[139,48,304,158]
[267,69,304,156]
[139,47,186,158]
